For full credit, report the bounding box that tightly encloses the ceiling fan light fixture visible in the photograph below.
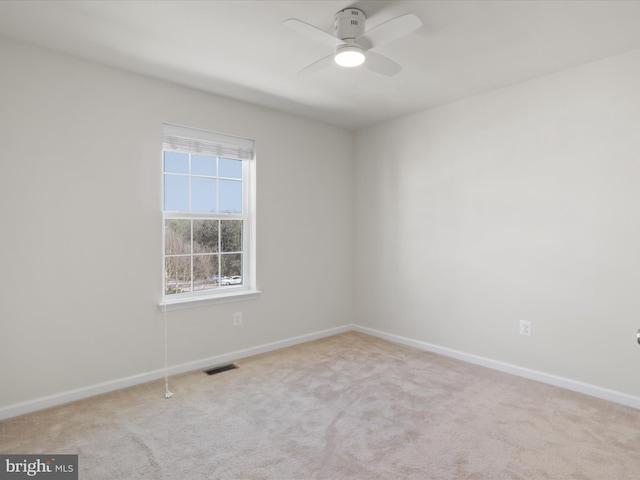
[334,45,365,67]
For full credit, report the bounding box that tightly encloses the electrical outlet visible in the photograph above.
[233,312,243,326]
[519,320,531,336]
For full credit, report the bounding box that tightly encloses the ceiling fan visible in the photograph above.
[284,8,422,76]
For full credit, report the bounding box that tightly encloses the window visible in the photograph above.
[161,124,257,308]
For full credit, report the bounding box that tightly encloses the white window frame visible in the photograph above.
[159,124,259,310]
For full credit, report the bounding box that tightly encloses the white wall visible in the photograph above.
[355,49,640,397]
[0,37,354,410]
[4,33,640,415]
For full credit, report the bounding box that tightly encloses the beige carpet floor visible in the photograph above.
[1,331,640,479]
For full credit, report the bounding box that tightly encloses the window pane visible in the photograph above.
[221,220,242,252]
[164,151,189,174]
[162,127,253,300]
[219,179,242,213]
[193,219,218,253]
[191,177,216,213]
[221,253,242,278]
[193,255,218,291]
[192,154,216,176]
[164,174,189,211]
[165,219,191,255]
[165,256,191,295]
[219,158,242,179]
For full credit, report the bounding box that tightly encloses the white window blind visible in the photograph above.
[162,124,255,161]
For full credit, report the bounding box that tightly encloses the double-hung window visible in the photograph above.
[161,124,257,308]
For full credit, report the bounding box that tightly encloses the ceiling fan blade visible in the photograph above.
[357,13,422,50]
[283,18,343,48]
[364,51,402,76]
[299,53,335,75]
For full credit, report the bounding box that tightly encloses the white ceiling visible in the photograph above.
[1,0,640,129]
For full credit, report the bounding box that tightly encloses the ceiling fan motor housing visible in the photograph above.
[335,8,366,41]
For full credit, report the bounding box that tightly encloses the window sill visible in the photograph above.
[159,289,261,311]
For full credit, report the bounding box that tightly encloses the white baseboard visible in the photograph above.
[3,323,638,420]
[352,324,640,410]
[0,325,352,420]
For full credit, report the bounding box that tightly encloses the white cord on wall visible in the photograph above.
[163,305,173,399]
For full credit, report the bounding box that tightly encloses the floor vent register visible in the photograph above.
[203,363,238,376]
